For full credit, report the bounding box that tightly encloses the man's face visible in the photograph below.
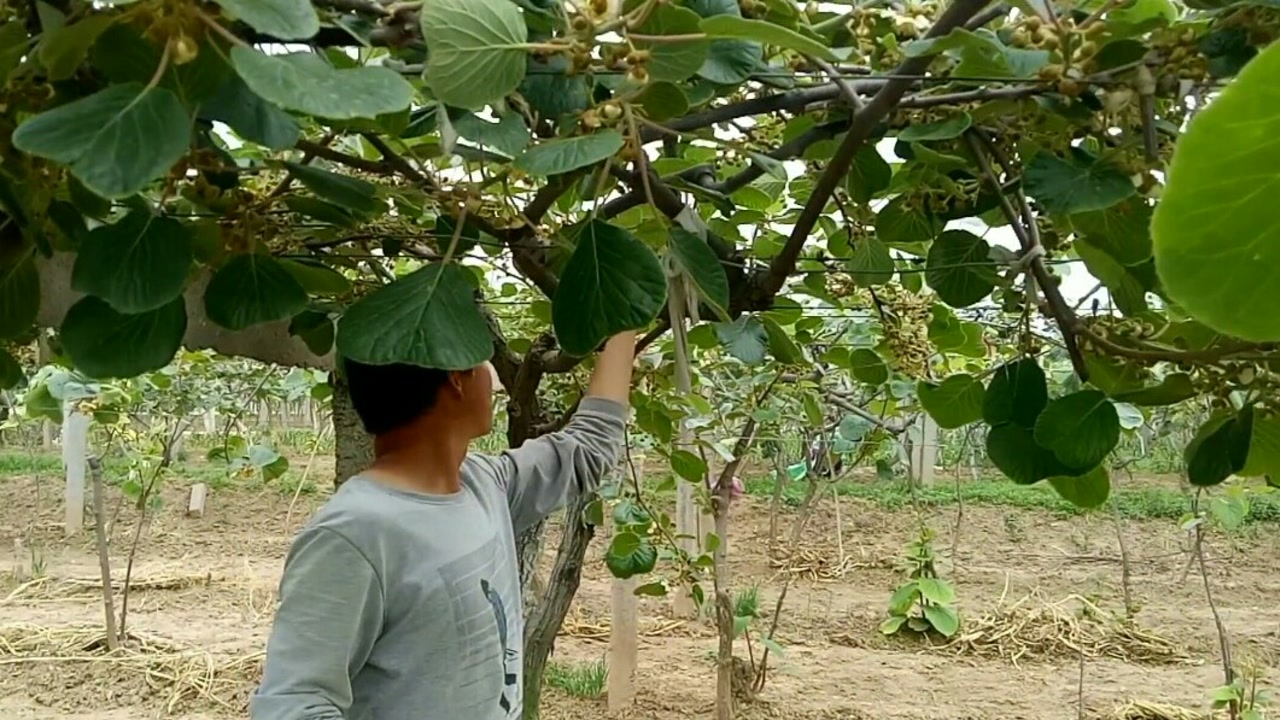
[461,361,499,438]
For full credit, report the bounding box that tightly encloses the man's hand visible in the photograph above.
[586,331,637,405]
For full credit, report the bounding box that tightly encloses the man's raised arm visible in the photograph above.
[477,332,637,532]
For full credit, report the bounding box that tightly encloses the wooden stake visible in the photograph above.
[608,460,642,713]
[62,408,89,537]
[187,483,209,517]
[608,570,639,712]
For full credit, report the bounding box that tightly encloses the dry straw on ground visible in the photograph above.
[942,589,1191,666]
[1106,700,1209,719]
[3,572,213,603]
[560,610,690,641]
[767,545,887,582]
[0,622,262,713]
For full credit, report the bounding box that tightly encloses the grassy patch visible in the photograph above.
[741,475,1280,525]
[0,450,324,497]
[544,659,608,697]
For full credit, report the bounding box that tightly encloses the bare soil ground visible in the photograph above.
[1,462,1276,720]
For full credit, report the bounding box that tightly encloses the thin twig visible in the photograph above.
[963,129,1089,380]
[87,457,119,652]
[808,56,864,110]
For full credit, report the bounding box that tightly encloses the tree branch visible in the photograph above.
[294,140,390,174]
[761,0,997,300]
[34,253,331,369]
[963,128,1089,380]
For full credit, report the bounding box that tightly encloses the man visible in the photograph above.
[250,331,636,720]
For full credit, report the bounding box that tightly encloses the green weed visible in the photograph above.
[544,659,608,698]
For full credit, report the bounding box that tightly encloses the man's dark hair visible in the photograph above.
[341,359,450,436]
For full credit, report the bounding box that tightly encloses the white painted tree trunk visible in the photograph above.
[908,415,939,487]
[61,408,90,537]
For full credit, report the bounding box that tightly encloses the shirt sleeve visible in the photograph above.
[480,396,629,533]
[250,526,384,720]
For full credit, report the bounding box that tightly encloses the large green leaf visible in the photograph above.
[838,414,873,443]
[553,221,667,355]
[762,316,805,364]
[38,14,116,81]
[715,316,768,365]
[1048,466,1111,509]
[876,196,943,246]
[1074,240,1150,316]
[845,146,892,203]
[60,296,187,378]
[848,237,894,287]
[897,113,972,142]
[211,0,319,40]
[1152,41,1280,342]
[279,259,352,296]
[513,131,624,176]
[0,253,40,339]
[200,74,300,150]
[699,38,762,84]
[687,1,761,86]
[284,162,383,215]
[635,81,690,122]
[925,230,998,308]
[902,28,1049,78]
[231,48,414,120]
[605,531,658,579]
[1072,198,1153,266]
[521,54,590,121]
[983,358,1047,428]
[698,15,837,61]
[1023,147,1136,215]
[670,449,709,482]
[23,382,63,424]
[669,227,729,316]
[632,4,710,83]
[917,374,984,429]
[449,110,530,157]
[337,263,493,370]
[1033,390,1120,470]
[1241,414,1280,477]
[923,605,960,638]
[71,212,193,313]
[289,310,336,357]
[11,83,191,199]
[419,0,528,110]
[88,25,230,105]
[1185,406,1254,487]
[0,23,32,86]
[203,253,308,331]
[987,423,1072,484]
[285,196,361,228]
[849,348,889,385]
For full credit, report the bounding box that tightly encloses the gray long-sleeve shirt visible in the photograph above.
[250,397,628,720]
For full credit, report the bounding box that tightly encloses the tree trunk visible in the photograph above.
[331,371,373,487]
[522,491,596,719]
[517,521,546,612]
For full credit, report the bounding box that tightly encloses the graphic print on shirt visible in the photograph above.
[481,578,519,713]
[436,538,520,718]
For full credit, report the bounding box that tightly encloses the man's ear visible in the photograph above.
[448,369,471,396]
